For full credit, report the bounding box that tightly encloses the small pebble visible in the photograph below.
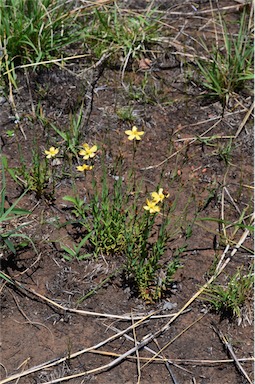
[162,301,177,311]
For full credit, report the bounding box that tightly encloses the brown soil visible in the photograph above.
[0,1,254,383]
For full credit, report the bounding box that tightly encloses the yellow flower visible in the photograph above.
[143,199,160,214]
[77,164,93,172]
[125,126,144,141]
[151,188,168,204]
[45,147,59,159]
[79,143,97,160]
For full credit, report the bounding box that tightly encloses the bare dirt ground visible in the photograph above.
[0,1,254,383]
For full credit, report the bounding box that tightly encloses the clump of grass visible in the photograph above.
[84,3,161,73]
[196,10,254,109]
[0,0,82,85]
[83,171,131,257]
[10,144,60,199]
[202,267,254,321]
[116,106,136,122]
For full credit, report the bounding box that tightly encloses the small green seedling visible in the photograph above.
[0,156,35,255]
[50,105,84,157]
[63,195,87,220]
[6,130,15,137]
[60,233,91,261]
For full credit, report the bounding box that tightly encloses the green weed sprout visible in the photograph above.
[116,106,136,122]
[60,233,91,261]
[49,106,85,158]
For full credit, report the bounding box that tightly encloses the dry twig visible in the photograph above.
[212,323,253,384]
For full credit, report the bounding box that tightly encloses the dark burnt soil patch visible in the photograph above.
[0,1,254,383]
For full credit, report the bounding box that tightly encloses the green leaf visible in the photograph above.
[50,123,68,141]
[60,244,76,257]
[63,196,78,204]
[77,232,91,252]
[0,272,13,284]
[3,238,16,254]
[77,253,91,261]
[0,189,30,224]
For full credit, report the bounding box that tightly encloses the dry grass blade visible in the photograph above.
[131,312,141,384]
[9,289,54,340]
[169,357,254,364]
[161,4,250,16]
[141,118,222,170]
[65,349,255,365]
[142,314,206,369]
[142,105,250,171]
[3,54,89,76]
[223,186,244,222]
[216,212,255,273]
[212,324,253,384]
[235,101,254,138]
[0,271,187,319]
[141,313,206,371]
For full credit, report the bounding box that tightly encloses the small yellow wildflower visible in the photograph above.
[151,188,169,204]
[125,126,144,141]
[45,147,59,159]
[77,164,93,172]
[79,143,97,160]
[143,199,160,214]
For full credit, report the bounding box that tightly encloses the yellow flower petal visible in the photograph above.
[125,126,144,141]
[45,147,59,158]
[79,144,97,159]
[91,145,97,152]
[77,164,93,172]
[143,199,160,214]
[151,188,165,203]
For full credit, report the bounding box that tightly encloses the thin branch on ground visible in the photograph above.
[103,323,193,375]
[0,271,190,320]
[141,313,207,371]
[153,337,180,384]
[212,323,253,384]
